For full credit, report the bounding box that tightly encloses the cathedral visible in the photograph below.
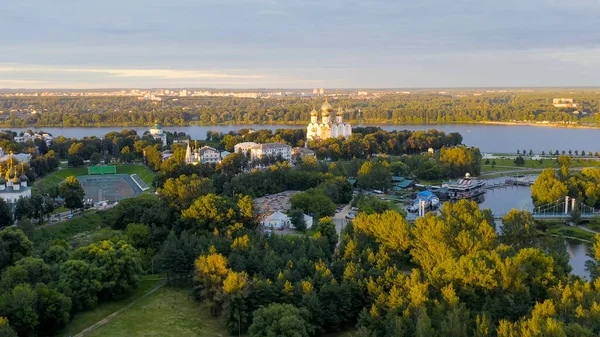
[306,100,352,141]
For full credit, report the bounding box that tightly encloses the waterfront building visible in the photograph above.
[306,100,352,141]
[149,122,167,147]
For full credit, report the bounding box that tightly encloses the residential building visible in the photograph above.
[234,142,259,155]
[261,210,290,230]
[184,142,228,165]
[552,98,578,108]
[292,147,316,160]
[250,143,292,162]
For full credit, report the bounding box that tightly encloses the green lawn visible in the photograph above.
[482,158,600,173]
[34,212,108,247]
[115,164,156,186]
[59,275,164,337]
[34,164,156,192]
[34,167,88,191]
[85,287,227,337]
[549,226,595,242]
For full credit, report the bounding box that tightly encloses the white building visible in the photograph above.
[0,151,31,164]
[288,214,314,230]
[0,159,31,204]
[185,142,228,165]
[149,123,167,147]
[552,98,577,108]
[306,100,352,141]
[234,142,259,155]
[261,210,290,230]
[251,143,292,162]
[292,147,316,160]
[234,142,292,162]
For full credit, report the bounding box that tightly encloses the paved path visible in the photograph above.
[332,202,352,246]
[73,280,166,337]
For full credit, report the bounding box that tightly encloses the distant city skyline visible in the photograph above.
[3,0,600,89]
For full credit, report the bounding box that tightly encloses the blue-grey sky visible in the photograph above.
[2,0,600,89]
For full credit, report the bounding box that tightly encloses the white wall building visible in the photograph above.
[149,123,167,147]
[250,143,292,162]
[288,214,314,230]
[185,142,228,165]
[234,142,259,155]
[261,210,290,229]
[306,100,352,141]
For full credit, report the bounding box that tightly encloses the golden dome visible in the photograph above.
[321,100,333,114]
[336,107,344,116]
[310,108,318,116]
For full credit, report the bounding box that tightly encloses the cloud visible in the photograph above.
[0,65,265,80]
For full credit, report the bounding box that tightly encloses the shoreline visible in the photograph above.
[1,121,599,129]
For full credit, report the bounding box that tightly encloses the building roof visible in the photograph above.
[151,123,162,130]
[321,100,333,114]
[198,146,219,155]
[256,143,291,150]
[263,210,289,222]
[392,176,405,182]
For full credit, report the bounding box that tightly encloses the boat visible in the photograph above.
[407,190,440,213]
[446,173,486,200]
[505,176,533,186]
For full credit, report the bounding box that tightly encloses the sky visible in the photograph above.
[2,0,600,89]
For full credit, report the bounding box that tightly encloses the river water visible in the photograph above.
[479,175,591,279]
[7,124,600,154]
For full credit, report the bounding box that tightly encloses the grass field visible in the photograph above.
[482,158,600,173]
[34,212,109,247]
[34,164,156,192]
[549,226,595,242]
[85,287,227,337]
[59,275,164,337]
[85,286,358,337]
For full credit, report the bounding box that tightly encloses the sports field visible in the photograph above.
[35,164,155,192]
[78,174,141,203]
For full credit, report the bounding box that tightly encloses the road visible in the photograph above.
[22,203,119,230]
[332,203,352,244]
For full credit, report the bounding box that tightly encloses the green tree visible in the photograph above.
[513,155,525,166]
[72,239,141,299]
[0,284,38,337]
[531,168,568,206]
[125,223,152,249]
[357,160,392,192]
[249,303,312,337]
[58,260,101,311]
[34,283,71,336]
[288,209,306,232]
[59,176,85,211]
[0,317,17,337]
[500,210,536,250]
[317,217,339,254]
[290,189,336,219]
[159,174,215,211]
[0,198,13,229]
[0,228,32,271]
[13,197,32,221]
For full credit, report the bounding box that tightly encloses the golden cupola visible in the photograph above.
[321,100,333,115]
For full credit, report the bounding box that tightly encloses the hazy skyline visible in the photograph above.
[3,0,600,89]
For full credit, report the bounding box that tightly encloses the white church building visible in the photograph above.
[306,100,352,141]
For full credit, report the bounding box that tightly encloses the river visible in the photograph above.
[480,175,591,279]
[7,124,600,154]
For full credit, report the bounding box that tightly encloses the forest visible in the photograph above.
[2,90,600,127]
[0,125,598,336]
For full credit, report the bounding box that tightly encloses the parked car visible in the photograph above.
[351,207,359,211]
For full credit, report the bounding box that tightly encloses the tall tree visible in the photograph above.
[59,176,85,211]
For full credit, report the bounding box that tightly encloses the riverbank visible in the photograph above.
[2,120,599,129]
